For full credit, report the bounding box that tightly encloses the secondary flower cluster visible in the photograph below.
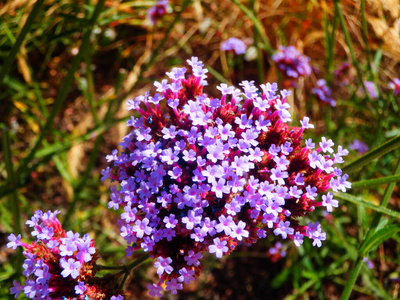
[7,210,123,300]
[272,46,311,79]
[102,57,350,297]
[147,0,169,25]
[312,79,336,107]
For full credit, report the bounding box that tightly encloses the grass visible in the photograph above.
[0,0,399,299]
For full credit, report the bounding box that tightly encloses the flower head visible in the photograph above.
[147,0,169,25]
[312,79,336,107]
[272,46,311,79]
[7,210,124,300]
[103,57,350,296]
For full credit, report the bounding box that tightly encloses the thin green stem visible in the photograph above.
[250,0,264,83]
[334,0,378,114]
[1,126,22,236]
[231,0,274,55]
[0,0,45,85]
[118,254,152,290]
[340,157,400,299]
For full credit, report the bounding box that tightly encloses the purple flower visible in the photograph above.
[154,256,173,275]
[312,79,336,107]
[349,139,369,154]
[147,0,169,25]
[272,46,311,79]
[147,283,163,298]
[388,78,400,96]
[209,238,229,258]
[6,233,21,250]
[60,258,81,279]
[103,57,350,296]
[361,81,378,99]
[221,38,247,55]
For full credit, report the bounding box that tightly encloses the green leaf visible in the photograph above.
[360,224,400,256]
[334,192,400,219]
[351,174,400,188]
[343,135,400,174]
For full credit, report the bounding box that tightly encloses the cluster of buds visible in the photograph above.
[102,57,350,297]
[7,210,124,300]
[272,46,311,80]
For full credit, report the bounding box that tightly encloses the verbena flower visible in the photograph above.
[7,210,124,300]
[147,0,169,25]
[221,38,247,55]
[312,79,336,107]
[103,57,350,297]
[349,139,369,154]
[272,46,311,79]
[388,78,400,96]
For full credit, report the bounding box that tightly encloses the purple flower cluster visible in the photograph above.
[221,38,247,55]
[147,0,169,25]
[312,79,336,107]
[388,78,400,96]
[7,210,124,300]
[272,46,311,79]
[102,57,350,297]
[349,139,369,154]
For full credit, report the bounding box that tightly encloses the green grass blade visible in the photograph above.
[334,193,400,219]
[351,174,400,188]
[0,0,45,85]
[231,0,274,55]
[342,135,400,173]
[1,126,22,235]
[359,224,400,256]
[16,0,106,181]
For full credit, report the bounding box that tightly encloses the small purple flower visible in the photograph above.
[221,38,247,55]
[349,139,369,154]
[75,281,87,295]
[272,46,311,79]
[388,78,400,96]
[60,258,81,279]
[6,233,21,250]
[312,79,336,107]
[147,283,163,298]
[209,238,229,258]
[361,81,378,99]
[154,256,173,275]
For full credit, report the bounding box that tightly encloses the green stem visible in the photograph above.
[1,126,22,236]
[250,0,264,83]
[118,254,152,290]
[0,0,45,85]
[340,157,400,299]
[231,0,274,55]
[334,0,378,113]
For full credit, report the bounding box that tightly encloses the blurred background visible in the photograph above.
[1,0,400,299]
